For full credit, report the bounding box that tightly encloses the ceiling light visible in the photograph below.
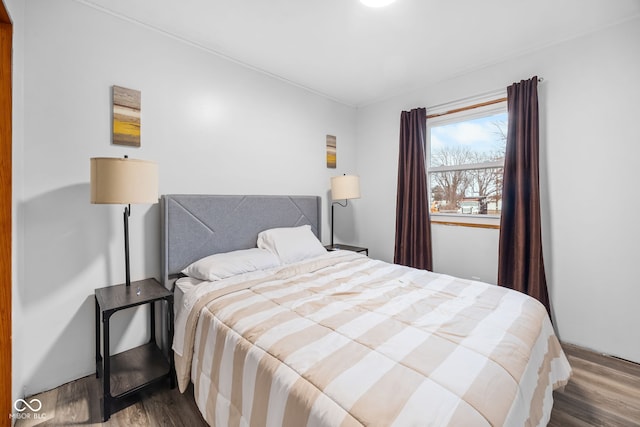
[360,0,396,7]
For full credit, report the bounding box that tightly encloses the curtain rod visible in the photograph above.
[426,77,543,119]
[426,97,506,119]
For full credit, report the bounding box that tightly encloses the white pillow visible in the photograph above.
[257,225,326,264]
[181,248,280,281]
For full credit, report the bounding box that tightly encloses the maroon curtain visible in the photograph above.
[498,77,550,314]
[394,108,433,270]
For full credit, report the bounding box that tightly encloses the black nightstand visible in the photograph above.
[94,278,175,421]
[325,244,368,256]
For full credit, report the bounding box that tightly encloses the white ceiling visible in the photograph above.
[80,0,640,107]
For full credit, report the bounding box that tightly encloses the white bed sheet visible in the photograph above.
[174,276,204,318]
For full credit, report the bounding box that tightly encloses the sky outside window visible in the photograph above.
[430,112,507,167]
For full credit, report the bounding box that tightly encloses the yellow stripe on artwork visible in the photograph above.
[114,120,140,137]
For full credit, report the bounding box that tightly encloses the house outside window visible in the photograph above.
[427,99,507,224]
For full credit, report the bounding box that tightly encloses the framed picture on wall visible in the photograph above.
[112,85,141,147]
[326,134,336,168]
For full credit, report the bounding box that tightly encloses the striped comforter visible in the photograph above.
[174,251,571,427]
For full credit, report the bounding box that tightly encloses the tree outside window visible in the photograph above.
[427,105,507,217]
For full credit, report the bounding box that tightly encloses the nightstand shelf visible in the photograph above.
[94,278,174,421]
[325,244,368,256]
[103,342,170,398]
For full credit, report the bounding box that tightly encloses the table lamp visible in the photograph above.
[330,174,361,247]
[90,156,158,287]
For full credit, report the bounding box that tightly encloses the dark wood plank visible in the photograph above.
[140,384,208,427]
[565,357,640,415]
[55,375,97,424]
[552,390,635,427]
[108,400,150,427]
[548,408,594,427]
[550,344,640,427]
[15,375,206,427]
[563,343,640,378]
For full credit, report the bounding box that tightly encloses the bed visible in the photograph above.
[161,194,571,427]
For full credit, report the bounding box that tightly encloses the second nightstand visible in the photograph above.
[325,244,368,256]
[94,278,174,421]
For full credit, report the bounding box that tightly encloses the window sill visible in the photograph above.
[430,213,500,229]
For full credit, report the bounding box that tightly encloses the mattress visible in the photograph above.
[173,251,571,427]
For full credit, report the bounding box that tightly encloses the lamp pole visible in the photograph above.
[123,204,131,287]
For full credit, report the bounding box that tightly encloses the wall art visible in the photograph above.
[112,85,141,147]
[326,134,336,168]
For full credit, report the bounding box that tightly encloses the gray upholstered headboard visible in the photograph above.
[160,194,321,289]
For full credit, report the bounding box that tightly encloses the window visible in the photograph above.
[427,100,507,221]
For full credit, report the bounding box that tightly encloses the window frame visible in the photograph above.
[426,97,508,227]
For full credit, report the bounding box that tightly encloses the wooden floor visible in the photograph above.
[15,344,640,426]
[14,377,208,427]
[549,344,640,427]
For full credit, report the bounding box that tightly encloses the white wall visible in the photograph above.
[356,17,640,363]
[17,0,356,396]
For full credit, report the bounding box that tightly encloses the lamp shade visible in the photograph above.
[331,175,361,201]
[90,157,158,204]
